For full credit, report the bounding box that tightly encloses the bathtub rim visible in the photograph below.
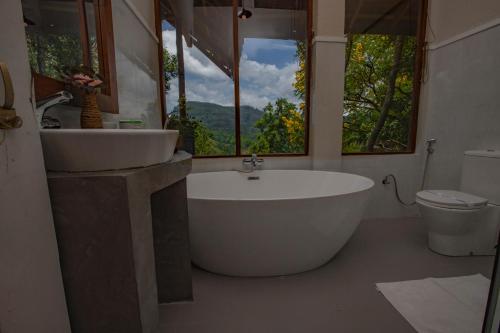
[187,169,375,202]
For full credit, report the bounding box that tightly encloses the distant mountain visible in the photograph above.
[171,101,264,138]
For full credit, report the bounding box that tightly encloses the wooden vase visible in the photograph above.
[81,93,103,129]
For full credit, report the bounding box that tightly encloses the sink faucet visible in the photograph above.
[35,91,73,128]
[242,153,264,172]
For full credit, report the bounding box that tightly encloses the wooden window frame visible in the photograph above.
[342,0,428,156]
[156,0,313,158]
[32,0,119,114]
[155,0,167,125]
[93,0,118,113]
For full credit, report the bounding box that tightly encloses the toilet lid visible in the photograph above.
[416,190,488,209]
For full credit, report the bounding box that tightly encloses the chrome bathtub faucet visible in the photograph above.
[242,153,264,172]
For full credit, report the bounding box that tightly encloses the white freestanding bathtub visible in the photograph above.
[187,170,374,277]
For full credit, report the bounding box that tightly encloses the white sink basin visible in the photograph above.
[40,129,179,172]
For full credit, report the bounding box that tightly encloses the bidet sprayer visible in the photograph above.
[426,138,437,154]
[383,139,438,205]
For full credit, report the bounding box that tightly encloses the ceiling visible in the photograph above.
[191,0,307,10]
[345,0,421,35]
[22,0,97,36]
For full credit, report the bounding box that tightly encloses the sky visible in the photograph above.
[162,22,300,113]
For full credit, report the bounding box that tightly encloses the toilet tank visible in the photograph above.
[460,150,500,205]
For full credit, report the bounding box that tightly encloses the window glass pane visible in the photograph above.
[22,0,84,79]
[162,1,236,157]
[85,1,100,74]
[238,1,307,154]
[113,0,161,125]
[161,20,178,115]
[343,0,420,153]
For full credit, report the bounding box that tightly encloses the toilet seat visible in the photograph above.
[416,190,488,210]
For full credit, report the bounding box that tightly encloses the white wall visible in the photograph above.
[193,156,311,173]
[0,1,71,332]
[342,154,421,218]
[427,0,500,43]
[419,7,500,190]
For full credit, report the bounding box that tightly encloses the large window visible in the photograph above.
[159,0,310,157]
[343,0,426,154]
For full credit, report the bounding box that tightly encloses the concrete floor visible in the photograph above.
[159,218,494,333]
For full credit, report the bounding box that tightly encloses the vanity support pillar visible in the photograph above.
[47,152,192,333]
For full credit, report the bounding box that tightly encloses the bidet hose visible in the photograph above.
[383,174,416,206]
[420,148,432,190]
[384,142,434,206]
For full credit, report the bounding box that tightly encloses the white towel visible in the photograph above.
[376,274,490,333]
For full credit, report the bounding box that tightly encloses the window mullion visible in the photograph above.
[232,0,241,156]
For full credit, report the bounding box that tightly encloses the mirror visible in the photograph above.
[21,0,118,113]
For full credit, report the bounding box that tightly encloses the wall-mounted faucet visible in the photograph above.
[242,153,264,172]
[35,91,73,128]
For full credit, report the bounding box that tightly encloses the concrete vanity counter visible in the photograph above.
[47,151,192,333]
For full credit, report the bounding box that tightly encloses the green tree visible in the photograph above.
[26,31,82,78]
[163,48,178,92]
[248,41,307,154]
[168,39,307,156]
[167,112,224,156]
[343,34,416,152]
[250,98,304,154]
[194,122,222,156]
[293,40,306,112]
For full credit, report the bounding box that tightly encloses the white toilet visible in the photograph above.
[416,150,500,256]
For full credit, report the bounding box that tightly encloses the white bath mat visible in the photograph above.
[376,274,490,333]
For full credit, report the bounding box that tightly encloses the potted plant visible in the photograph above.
[166,96,196,154]
[167,114,197,155]
[62,65,104,129]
